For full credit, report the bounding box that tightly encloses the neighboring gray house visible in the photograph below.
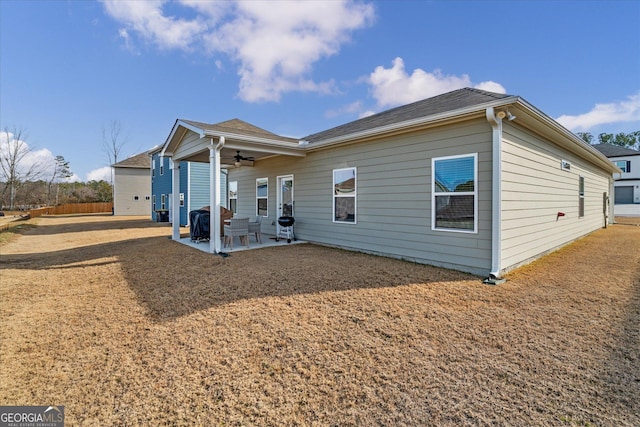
[112,151,151,216]
[592,144,640,214]
[160,88,619,278]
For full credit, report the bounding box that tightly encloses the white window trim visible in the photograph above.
[431,153,478,233]
[333,167,357,224]
[256,177,268,217]
[229,181,238,213]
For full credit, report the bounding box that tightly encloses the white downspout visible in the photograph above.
[486,107,503,279]
[209,136,224,254]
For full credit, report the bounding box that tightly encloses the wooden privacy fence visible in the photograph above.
[30,203,114,217]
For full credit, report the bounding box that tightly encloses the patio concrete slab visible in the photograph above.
[177,233,306,254]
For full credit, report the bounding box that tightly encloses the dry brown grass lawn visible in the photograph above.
[1,214,639,426]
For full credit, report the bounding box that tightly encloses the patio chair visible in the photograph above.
[248,216,263,244]
[223,217,250,250]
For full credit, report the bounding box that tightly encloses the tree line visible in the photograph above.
[576,131,640,150]
[0,180,113,211]
[1,126,114,211]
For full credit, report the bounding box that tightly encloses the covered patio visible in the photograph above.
[160,118,306,255]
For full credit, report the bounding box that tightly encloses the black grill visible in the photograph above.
[277,216,295,227]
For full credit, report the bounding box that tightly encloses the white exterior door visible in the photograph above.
[277,175,294,235]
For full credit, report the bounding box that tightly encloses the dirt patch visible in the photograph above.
[1,215,639,426]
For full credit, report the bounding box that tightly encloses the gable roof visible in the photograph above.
[161,117,305,164]
[179,118,297,143]
[592,143,640,157]
[304,88,514,143]
[112,151,150,168]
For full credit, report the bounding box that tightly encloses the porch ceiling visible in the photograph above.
[180,145,302,167]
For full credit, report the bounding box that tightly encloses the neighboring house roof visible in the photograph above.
[591,143,640,157]
[304,88,513,142]
[112,151,151,169]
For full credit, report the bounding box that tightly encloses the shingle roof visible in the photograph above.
[112,151,151,168]
[180,118,298,143]
[303,88,514,143]
[591,143,640,157]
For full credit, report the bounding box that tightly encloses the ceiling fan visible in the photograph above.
[223,150,255,167]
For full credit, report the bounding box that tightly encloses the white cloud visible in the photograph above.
[368,57,506,108]
[556,92,640,131]
[87,166,112,183]
[101,0,206,51]
[100,0,375,102]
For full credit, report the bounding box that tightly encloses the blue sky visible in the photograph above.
[1,0,639,182]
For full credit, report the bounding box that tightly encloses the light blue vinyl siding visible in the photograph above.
[187,163,227,224]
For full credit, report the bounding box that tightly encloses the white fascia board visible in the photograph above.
[178,120,207,138]
[161,120,206,158]
[205,130,306,157]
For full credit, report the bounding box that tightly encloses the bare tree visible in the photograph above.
[0,127,42,210]
[102,120,127,184]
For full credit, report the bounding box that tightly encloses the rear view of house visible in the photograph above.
[160,88,619,278]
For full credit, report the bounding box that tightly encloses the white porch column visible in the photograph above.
[209,137,224,253]
[170,158,181,241]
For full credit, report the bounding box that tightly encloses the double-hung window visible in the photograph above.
[614,160,631,173]
[256,178,268,216]
[333,167,356,223]
[432,153,477,232]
